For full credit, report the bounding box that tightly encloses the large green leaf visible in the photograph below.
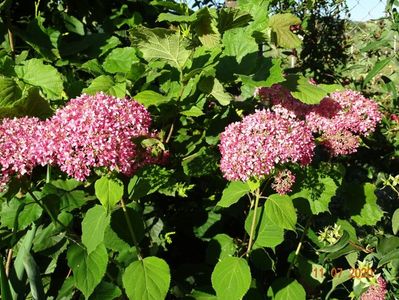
[0,76,22,107]
[269,13,301,48]
[67,243,108,298]
[0,257,12,300]
[133,90,170,107]
[244,205,284,248]
[103,47,139,74]
[122,256,171,300]
[222,27,258,63]
[95,176,124,210]
[0,197,43,231]
[282,75,340,105]
[265,194,297,231]
[291,176,338,215]
[23,253,45,300]
[351,183,383,226]
[268,278,306,300]
[131,27,190,70]
[194,8,220,48]
[217,181,250,208]
[15,58,64,98]
[211,257,251,300]
[82,75,126,98]
[206,234,236,264]
[0,87,53,119]
[82,205,110,254]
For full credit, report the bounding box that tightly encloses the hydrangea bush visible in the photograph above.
[0,1,398,300]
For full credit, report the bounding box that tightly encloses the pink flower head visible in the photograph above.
[219,109,314,181]
[272,169,296,194]
[48,93,154,180]
[0,117,50,186]
[306,90,381,137]
[361,276,387,300]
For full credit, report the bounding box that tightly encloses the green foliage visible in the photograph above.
[211,257,251,300]
[122,256,171,300]
[0,1,397,299]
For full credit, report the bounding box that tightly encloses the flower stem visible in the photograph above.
[28,190,67,230]
[246,187,261,257]
[287,217,311,278]
[120,198,142,260]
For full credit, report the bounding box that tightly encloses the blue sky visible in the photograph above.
[346,0,387,21]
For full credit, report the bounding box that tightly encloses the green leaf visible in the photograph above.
[291,176,337,215]
[95,176,124,210]
[67,243,108,298]
[211,257,251,300]
[23,253,45,300]
[325,270,351,299]
[351,183,383,226]
[272,279,306,300]
[0,87,53,119]
[131,27,190,69]
[363,58,391,87]
[194,8,220,48]
[0,197,43,231]
[217,181,250,208]
[318,231,350,253]
[378,249,399,267]
[15,58,64,98]
[50,178,82,192]
[206,234,237,264]
[157,13,197,23]
[181,106,204,117]
[111,206,145,246]
[122,256,171,300]
[393,209,399,235]
[89,281,122,300]
[265,194,297,231]
[211,79,231,105]
[0,258,12,300]
[282,75,333,105]
[128,166,173,200]
[244,205,284,248]
[9,224,37,299]
[222,27,258,63]
[82,205,110,254]
[60,12,85,35]
[0,76,22,107]
[269,13,301,48]
[103,47,139,74]
[82,75,126,98]
[133,90,170,108]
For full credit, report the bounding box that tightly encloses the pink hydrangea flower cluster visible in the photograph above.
[256,85,381,156]
[219,85,381,193]
[219,109,314,182]
[360,276,387,300]
[0,93,163,187]
[0,117,50,189]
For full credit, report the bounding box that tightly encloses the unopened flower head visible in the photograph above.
[271,169,296,194]
[219,109,314,181]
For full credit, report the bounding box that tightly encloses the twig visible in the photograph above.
[5,249,13,276]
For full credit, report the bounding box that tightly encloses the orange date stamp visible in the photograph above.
[312,267,375,279]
